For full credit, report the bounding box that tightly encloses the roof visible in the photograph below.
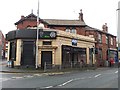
[15,13,39,25]
[85,26,116,37]
[15,13,86,26]
[42,19,86,26]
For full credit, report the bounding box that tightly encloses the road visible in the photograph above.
[1,67,119,89]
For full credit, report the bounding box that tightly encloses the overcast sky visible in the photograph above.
[0,0,119,36]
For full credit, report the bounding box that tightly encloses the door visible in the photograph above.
[41,51,52,69]
[21,41,35,66]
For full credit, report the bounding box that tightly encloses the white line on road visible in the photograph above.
[23,75,33,78]
[12,77,24,79]
[44,86,53,88]
[115,71,118,73]
[94,74,101,78]
[88,77,92,78]
[58,79,73,86]
[34,74,42,76]
[0,78,11,82]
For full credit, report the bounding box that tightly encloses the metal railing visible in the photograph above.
[43,61,95,72]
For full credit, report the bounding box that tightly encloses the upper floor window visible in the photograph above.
[106,36,108,44]
[43,41,52,45]
[111,38,113,45]
[71,28,76,34]
[65,28,70,33]
[98,33,102,43]
[65,27,77,34]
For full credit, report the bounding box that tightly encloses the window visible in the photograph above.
[99,48,102,60]
[111,38,113,45]
[106,36,108,44]
[98,33,102,43]
[65,28,70,33]
[89,35,94,38]
[43,41,52,45]
[71,28,76,34]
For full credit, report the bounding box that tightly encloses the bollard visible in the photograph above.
[44,62,46,72]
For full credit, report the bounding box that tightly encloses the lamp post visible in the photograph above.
[117,8,120,48]
[35,0,39,69]
[116,3,120,66]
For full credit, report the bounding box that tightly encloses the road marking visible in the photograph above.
[58,79,73,86]
[34,74,42,76]
[13,77,23,79]
[94,74,101,78]
[115,71,118,73]
[12,77,23,79]
[44,86,53,88]
[0,78,11,82]
[23,75,33,78]
[88,77,92,78]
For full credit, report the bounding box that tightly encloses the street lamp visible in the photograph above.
[116,8,120,47]
[35,0,39,69]
[116,5,120,66]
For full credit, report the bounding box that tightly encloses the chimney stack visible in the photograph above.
[102,23,108,32]
[21,15,25,19]
[79,9,84,21]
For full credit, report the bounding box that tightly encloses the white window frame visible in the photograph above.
[71,28,76,34]
[111,38,113,45]
[106,36,108,44]
[65,28,70,33]
[98,33,102,43]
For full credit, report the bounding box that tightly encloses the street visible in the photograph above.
[1,66,119,89]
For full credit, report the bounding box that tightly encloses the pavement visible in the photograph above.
[0,59,118,74]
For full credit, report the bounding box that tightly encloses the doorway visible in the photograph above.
[41,51,52,69]
[21,41,35,67]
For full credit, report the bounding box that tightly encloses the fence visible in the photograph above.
[43,61,96,72]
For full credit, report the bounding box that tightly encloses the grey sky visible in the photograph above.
[0,0,119,36]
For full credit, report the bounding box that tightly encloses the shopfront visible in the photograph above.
[6,29,95,68]
[62,45,86,67]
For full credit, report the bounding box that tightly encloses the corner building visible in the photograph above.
[14,10,117,67]
[6,29,95,68]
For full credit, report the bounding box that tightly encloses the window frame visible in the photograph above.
[43,41,52,45]
[98,33,102,43]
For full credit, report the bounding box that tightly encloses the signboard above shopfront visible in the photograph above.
[39,31,57,39]
[6,29,57,41]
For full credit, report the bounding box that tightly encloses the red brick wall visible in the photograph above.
[17,20,37,29]
[102,34,106,44]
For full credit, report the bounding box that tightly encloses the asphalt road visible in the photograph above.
[1,67,119,89]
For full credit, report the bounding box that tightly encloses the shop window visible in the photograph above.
[43,41,52,45]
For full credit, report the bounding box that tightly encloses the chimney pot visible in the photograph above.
[21,15,25,19]
[79,9,84,21]
[102,23,108,32]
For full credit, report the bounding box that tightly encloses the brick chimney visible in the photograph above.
[79,9,84,21]
[21,15,25,19]
[102,23,108,33]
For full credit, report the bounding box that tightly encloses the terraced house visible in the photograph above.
[7,10,117,67]
[0,30,6,59]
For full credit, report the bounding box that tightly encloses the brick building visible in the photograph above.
[6,29,95,68]
[14,10,117,67]
[0,30,6,59]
